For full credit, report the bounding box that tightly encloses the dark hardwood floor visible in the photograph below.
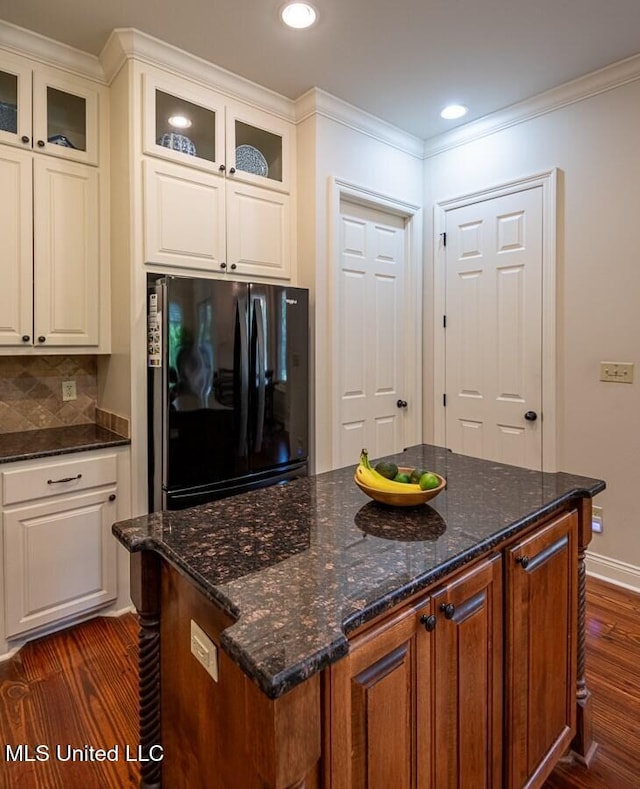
[0,576,638,788]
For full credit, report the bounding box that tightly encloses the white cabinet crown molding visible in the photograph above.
[423,51,640,158]
[0,19,105,84]
[100,27,296,122]
[295,87,424,160]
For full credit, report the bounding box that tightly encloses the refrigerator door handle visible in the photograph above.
[237,296,249,457]
[253,298,266,452]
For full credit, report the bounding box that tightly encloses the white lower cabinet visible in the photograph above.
[1,452,118,639]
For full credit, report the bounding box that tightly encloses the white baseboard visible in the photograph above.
[586,551,640,594]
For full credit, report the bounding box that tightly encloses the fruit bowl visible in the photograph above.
[354,468,446,507]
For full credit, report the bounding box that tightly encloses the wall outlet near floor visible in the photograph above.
[61,380,77,401]
[600,362,634,383]
[190,620,218,681]
[592,505,603,534]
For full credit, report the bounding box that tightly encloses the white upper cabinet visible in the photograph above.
[0,52,100,166]
[0,47,109,353]
[140,66,295,280]
[142,71,292,193]
[0,148,101,348]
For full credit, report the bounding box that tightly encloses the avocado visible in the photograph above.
[409,467,426,484]
[375,461,398,480]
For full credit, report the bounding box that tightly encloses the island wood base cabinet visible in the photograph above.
[130,501,593,789]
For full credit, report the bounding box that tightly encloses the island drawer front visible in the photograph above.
[2,454,117,506]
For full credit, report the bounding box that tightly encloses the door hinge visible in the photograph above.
[443,393,447,407]
[441,232,447,247]
[443,315,447,329]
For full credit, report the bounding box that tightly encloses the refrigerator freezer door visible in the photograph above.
[163,277,250,491]
[248,284,309,473]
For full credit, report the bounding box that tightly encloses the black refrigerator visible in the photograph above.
[147,275,309,510]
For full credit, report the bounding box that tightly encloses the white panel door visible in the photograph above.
[33,156,100,346]
[336,200,407,468]
[445,187,543,469]
[143,158,226,272]
[0,147,32,346]
[226,180,291,279]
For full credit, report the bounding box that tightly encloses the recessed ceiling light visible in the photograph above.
[168,115,192,129]
[280,2,318,29]
[440,104,468,121]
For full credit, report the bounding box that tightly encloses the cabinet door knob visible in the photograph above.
[220,262,227,269]
[440,602,455,619]
[219,164,226,172]
[37,139,45,147]
[516,555,530,569]
[524,411,538,422]
[109,493,117,502]
[229,167,236,174]
[420,614,437,632]
[230,263,237,270]
[38,335,46,343]
[21,135,30,144]
[22,335,30,342]
[397,399,408,408]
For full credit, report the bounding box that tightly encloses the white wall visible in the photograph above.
[422,80,640,587]
[297,109,423,473]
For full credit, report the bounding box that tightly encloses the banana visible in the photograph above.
[356,449,421,493]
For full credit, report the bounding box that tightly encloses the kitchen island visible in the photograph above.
[112,444,605,789]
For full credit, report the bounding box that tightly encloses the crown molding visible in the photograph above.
[100,28,296,121]
[0,19,105,83]
[295,87,424,159]
[423,51,640,158]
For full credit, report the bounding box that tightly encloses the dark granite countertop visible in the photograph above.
[112,444,605,699]
[0,424,130,464]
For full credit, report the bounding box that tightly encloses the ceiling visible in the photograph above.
[3,0,640,140]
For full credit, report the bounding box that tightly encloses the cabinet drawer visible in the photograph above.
[2,453,117,506]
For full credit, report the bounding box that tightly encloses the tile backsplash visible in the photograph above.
[0,356,97,434]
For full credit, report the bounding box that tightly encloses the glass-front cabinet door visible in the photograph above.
[143,72,225,174]
[0,56,33,148]
[0,54,99,165]
[32,70,99,165]
[226,103,291,192]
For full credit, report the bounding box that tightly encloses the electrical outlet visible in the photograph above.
[61,380,77,401]
[190,620,218,681]
[592,505,603,534]
[600,362,634,384]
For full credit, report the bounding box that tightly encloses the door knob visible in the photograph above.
[397,399,408,408]
[524,411,537,421]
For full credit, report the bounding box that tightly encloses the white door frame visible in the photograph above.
[329,177,423,470]
[433,169,558,472]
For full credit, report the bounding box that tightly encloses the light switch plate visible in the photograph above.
[600,362,634,384]
[190,619,218,681]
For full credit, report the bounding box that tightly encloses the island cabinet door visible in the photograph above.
[328,604,426,789]
[431,554,503,789]
[505,509,578,789]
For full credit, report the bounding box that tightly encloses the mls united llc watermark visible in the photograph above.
[4,744,163,763]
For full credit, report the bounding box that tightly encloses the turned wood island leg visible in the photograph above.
[571,497,598,766]
[130,551,162,789]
